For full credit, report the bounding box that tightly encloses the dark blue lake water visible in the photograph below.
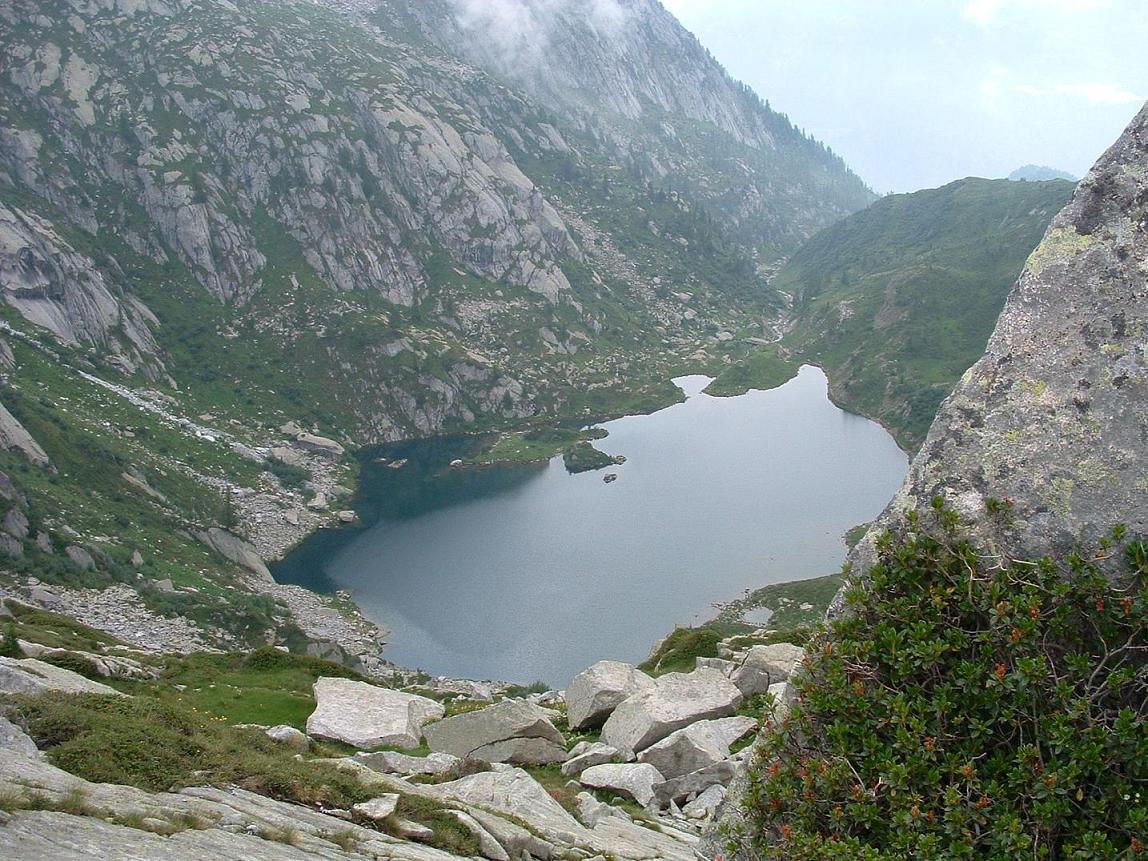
[274,366,907,687]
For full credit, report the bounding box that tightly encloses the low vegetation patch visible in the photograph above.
[2,601,121,654]
[715,573,845,631]
[742,500,1148,859]
[148,647,365,728]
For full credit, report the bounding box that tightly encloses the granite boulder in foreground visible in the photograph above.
[305,677,445,749]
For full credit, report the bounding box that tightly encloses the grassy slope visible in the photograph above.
[708,178,1076,451]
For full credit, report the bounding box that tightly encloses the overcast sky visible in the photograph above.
[660,0,1147,193]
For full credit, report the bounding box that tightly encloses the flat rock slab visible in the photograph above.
[423,699,565,764]
[561,741,619,776]
[579,763,665,808]
[0,657,125,697]
[355,750,461,776]
[601,668,742,755]
[565,661,654,730]
[352,794,400,821]
[306,677,444,750]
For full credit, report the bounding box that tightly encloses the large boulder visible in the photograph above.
[195,528,271,580]
[578,763,665,808]
[0,657,125,697]
[564,660,654,730]
[601,668,742,755]
[636,716,756,779]
[305,678,444,750]
[423,700,566,764]
[729,642,805,697]
[841,101,1148,588]
[296,432,345,458]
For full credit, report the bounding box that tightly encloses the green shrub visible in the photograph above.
[5,692,372,805]
[41,651,104,680]
[266,457,309,490]
[742,500,1148,860]
[639,625,723,675]
[1,623,23,658]
[243,645,362,679]
[504,680,550,698]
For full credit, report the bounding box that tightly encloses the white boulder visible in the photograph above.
[423,699,566,764]
[305,678,444,750]
[564,661,654,730]
[601,668,742,755]
[578,763,665,808]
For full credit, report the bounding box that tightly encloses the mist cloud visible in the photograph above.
[448,0,631,67]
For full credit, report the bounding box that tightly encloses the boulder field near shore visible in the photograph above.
[0,634,804,861]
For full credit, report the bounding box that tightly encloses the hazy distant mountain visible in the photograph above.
[1009,164,1078,182]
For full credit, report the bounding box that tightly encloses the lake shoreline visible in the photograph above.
[273,367,908,686]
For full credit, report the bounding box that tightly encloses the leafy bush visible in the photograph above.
[1,623,23,658]
[266,457,309,490]
[640,625,723,675]
[243,645,362,679]
[41,651,103,680]
[741,500,1148,859]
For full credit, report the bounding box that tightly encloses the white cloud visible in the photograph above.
[963,0,1110,25]
[1011,80,1141,104]
[1055,81,1142,103]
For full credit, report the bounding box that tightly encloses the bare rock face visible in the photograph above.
[354,749,461,777]
[564,660,655,730]
[601,668,743,756]
[578,763,665,808]
[305,678,445,750]
[0,657,125,697]
[423,699,566,764]
[636,716,756,780]
[845,102,1148,579]
[561,741,620,776]
[195,529,271,581]
[0,402,49,467]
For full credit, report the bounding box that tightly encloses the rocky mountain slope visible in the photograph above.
[705,101,1148,860]
[709,177,1075,450]
[0,0,873,657]
[394,0,874,257]
[856,102,1148,563]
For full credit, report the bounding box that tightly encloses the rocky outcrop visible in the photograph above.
[636,716,756,780]
[844,101,1148,581]
[578,763,665,807]
[195,529,271,581]
[355,750,461,777]
[0,401,49,466]
[565,660,654,730]
[305,678,445,749]
[0,657,126,696]
[601,668,743,756]
[422,700,566,764]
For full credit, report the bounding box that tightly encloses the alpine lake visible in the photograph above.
[273,366,909,687]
